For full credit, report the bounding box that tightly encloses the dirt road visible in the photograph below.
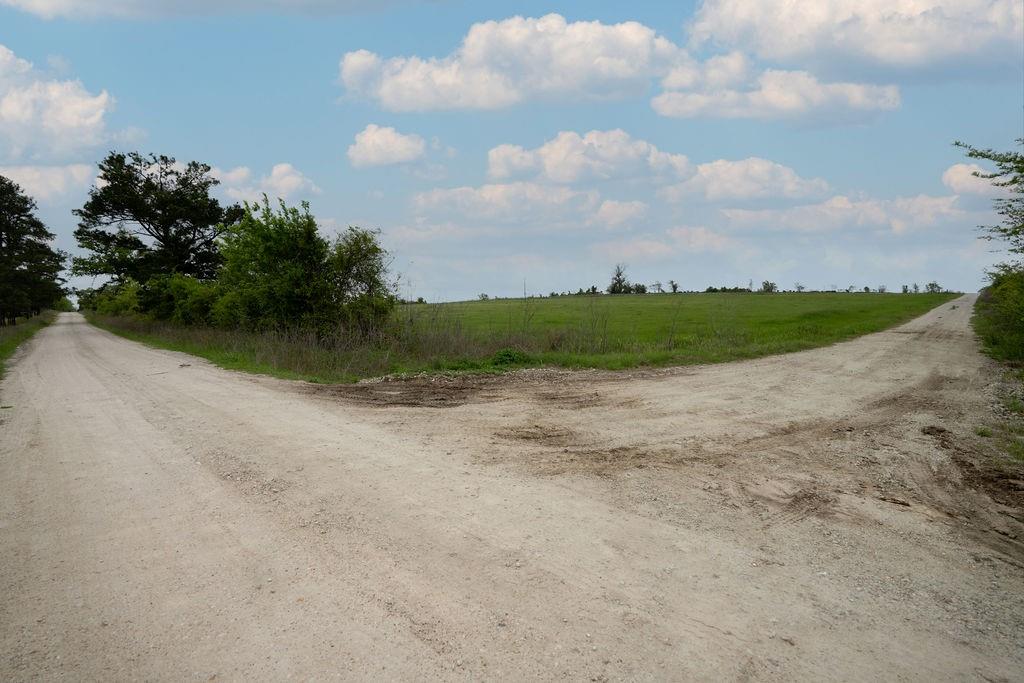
[2,296,1022,680]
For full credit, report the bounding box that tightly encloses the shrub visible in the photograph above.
[491,347,532,366]
[90,280,142,316]
[975,267,1024,363]
[139,274,217,325]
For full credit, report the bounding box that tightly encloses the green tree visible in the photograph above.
[607,264,630,294]
[215,197,395,332]
[215,198,331,329]
[73,152,242,282]
[0,176,66,325]
[327,226,397,330]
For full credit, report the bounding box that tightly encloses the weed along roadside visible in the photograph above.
[86,291,955,384]
[0,312,56,378]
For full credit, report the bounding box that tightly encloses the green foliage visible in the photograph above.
[91,292,957,384]
[73,152,242,282]
[217,197,395,332]
[955,139,1023,261]
[974,267,1024,364]
[957,140,1024,365]
[607,264,630,294]
[217,198,334,330]
[328,225,397,330]
[0,176,66,325]
[93,280,142,316]
[139,274,218,326]
[0,312,54,378]
[491,347,532,366]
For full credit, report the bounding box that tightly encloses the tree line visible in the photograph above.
[76,152,396,333]
[0,177,67,326]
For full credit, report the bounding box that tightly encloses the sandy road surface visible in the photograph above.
[1,296,1022,680]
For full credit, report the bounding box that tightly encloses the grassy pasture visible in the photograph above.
[421,292,956,367]
[90,292,956,383]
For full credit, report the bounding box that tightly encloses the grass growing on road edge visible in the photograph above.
[87,292,956,384]
[0,312,55,379]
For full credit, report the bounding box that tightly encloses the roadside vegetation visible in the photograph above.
[73,150,960,383]
[0,176,67,326]
[957,139,1024,475]
[0,312,57,378]
[88,291,955,383]
[0,174,68,378]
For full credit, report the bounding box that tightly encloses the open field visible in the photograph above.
[2,297,1022,680]
[0,312,54,378]
[89,292,956,383]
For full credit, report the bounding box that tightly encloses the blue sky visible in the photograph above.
[1,0,1021,299]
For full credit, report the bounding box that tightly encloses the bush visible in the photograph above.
[90,280,141,316]
[975,267,1024,363]
[217,198,396,333]
[139,274,217,325]
[491,347,532,366]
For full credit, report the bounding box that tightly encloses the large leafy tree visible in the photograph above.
[0,176,66,325]
[955,139,1023,263]
[73,152,242,282]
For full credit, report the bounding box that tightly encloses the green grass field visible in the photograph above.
[400,292,959,370]
[91,292,957,383]
[0,312,55,379]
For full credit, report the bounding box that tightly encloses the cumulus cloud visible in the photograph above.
[0,163,93,200]
[0,44,112,160]
[213,163,320,203]
[347,124,426,167]
[340,14,683,111]
[689,0,1023,73]
[653,69,899,121]
[722,194,962,234]
[412,181,599,223]
[487,129,690,183]
[1,0,408,18]
[661,157,829,201]
[589,200,648,229]
[941,163,1004,196]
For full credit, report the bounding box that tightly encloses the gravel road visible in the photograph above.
[2,296,1022,680]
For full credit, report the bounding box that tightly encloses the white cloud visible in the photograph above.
[488,129,690,183]
[340,14,684,111]
[0,44,112,160]
[412,181,599,223]
[662,157,828,201]
[666,226,736,252]
[591,226,739,263]
[689,0,1023,72]
[589,200,648,229]
[723,194,963,234]
[214,163,320,203]
[590,237,676,262]
[941,163,1004,196]
[347,124,426,167]
[1,0,408,18]
[0,163,93,200]
[653,69,899,120]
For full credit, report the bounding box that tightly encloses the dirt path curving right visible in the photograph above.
[2,294,1022,680]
